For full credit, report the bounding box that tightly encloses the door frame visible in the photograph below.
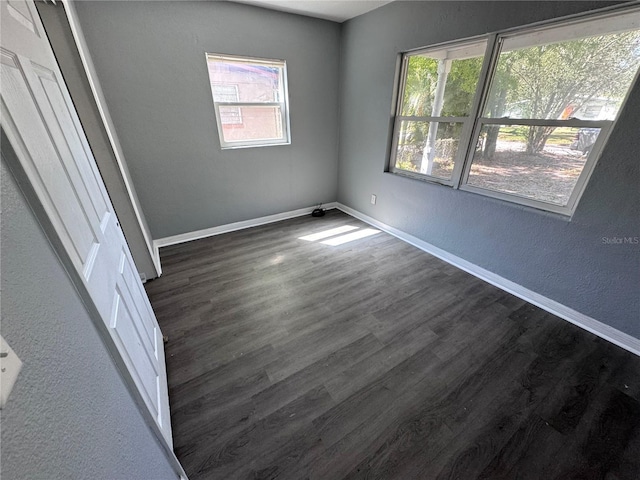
[2,142,187,480]
[0,2,185,478]
[61,0,162,277]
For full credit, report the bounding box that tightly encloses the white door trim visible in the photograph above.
[0,1,186,476]
[4,157,189,480]
[61,0,161,276]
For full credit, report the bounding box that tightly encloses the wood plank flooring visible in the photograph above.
[146,210,640,480]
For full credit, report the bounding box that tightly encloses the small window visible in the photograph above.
[206,54,291,149]
[389,8,640,215]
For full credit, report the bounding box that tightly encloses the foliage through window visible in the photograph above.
[394,40,486,180]
[206,54,291,149]
[390,9,640,214]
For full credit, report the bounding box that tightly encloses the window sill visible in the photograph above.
[384,170,574,221]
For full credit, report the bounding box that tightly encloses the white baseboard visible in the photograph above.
[150,200,638,356]
[336,203,640,357]
[153,203,338,266]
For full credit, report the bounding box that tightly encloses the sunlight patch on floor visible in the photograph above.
[321,228,381,246]
[298,225,381,246]
[298,225,359,242]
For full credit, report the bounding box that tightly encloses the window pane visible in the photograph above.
[485,30,640,120]
[208,60,283,103]
[206,54,290,148]
[468,124,601,205]
[220,105,284,144]
[401,41,486,117]
[212,84,239,103]
[219,106,242,125]
[394,120,464,179]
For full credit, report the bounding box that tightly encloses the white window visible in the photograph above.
[390,8,640,215]
[391,40,487,182]
[206,54,291,149]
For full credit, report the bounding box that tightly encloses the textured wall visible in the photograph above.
[337,1,640,337]
[0,156,177,480]
[74,1,341,239]
[35,2,158,279]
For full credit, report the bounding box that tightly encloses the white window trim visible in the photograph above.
[389,38,488,187]
[206,53,291,150]
[388,6,640,216]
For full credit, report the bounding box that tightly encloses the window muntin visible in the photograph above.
[389,9,640,215]
[206,54,290,149]
[391,40,486,181]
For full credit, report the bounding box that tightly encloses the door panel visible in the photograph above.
[1,51,97,270]
[112,282,161,417]
[1,0,173,446]
[36,63,109,225]
[6,0,39,34]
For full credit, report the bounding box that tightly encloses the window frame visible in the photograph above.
[459,118,613,215]
[389,38,490,187]
[206,53,291,150]
[387,6,640,216]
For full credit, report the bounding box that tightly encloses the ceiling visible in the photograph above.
[230,0,395,23]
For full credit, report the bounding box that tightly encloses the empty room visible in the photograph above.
[1,1,639,479]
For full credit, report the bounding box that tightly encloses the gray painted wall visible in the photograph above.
[337,1,640,337]
[0,157,177,480]
[74,1,341,239]
[35,2,158,279]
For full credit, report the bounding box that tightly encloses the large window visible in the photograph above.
[390,9,640,214]
[206,54,291,149]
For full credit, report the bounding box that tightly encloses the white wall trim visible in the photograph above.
[150,200,639,356]
[336,203,640,357]
[62,0,161,277]
[153,203,338,262]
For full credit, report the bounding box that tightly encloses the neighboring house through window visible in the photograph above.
[206,54,291,149]
[212,84,242,125]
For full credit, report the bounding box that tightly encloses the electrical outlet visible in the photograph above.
[370,194,377,205]
[0,335,22,409]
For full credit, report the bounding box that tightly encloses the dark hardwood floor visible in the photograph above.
[146,210,640,480]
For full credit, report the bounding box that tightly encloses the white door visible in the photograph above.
[1,0,173,446]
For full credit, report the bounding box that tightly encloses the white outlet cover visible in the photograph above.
[0,335,23,409]
[371,194,377,205]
